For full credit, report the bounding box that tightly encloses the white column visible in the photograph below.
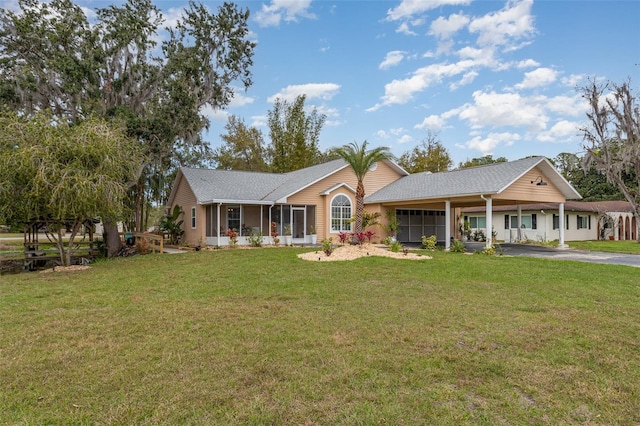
[484,196,492,249]
[445,200,451,251]
[559,202,567,248]
[517,205,522,241]
[216,203,221,244]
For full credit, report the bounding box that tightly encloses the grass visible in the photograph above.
[1,248,639,424]
[567,239,640,254]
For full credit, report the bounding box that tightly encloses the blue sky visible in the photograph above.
[4,0,639,166]
[219,0,640,165]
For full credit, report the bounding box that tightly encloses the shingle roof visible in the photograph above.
[365,156,581,203]
[178,159,350,204]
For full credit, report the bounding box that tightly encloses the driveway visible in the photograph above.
[465,242,640,268]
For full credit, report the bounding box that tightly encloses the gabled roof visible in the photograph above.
[365,156,582,203]
[167,159,408,205]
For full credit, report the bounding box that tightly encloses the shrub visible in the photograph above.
[389,239,402,253]
[226,228,238,248]
[322,238,333,256]
[421,234,437,251]
[338,232,349,245]
[449,239,466,253]
[135,237,149,255]
[247,231,263,247]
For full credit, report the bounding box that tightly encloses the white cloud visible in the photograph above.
[390,127,406,136]
[379,51,407,70]
[398,134,414,144]
[255,0,315,27]
[250,115,268,128]
[449,70,478,90]
[468,0,535,49]
[367,60,476,111]
[396,21,417,36]
[377,130,390,139]
[456,90,548,131]
[268,83,340,103]
[415,114,446,131]
[463,132,521,154]
[515,67,557,89]
[228,89,255,108]
[544,94,583,116]
[561,74,586,87]
[516,59,540,69]
[386,0,472,21]
[429,13,470,39]
[536,120,579,142]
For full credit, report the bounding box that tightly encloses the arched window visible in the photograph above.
[331,194,352,232]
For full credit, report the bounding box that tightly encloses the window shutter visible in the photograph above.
[532,214,537,230]
[566,215,569,230]
[552,214,557,230]
[577,215,582,230]
[505,215,509,229]
[588,215,591,229]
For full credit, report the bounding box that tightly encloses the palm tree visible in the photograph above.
[332,141,394,234]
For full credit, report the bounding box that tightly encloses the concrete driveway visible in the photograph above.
[465,242,640,268]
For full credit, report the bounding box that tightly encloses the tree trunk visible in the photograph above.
[135,178,144,232]
[104,218,122,258]
[355,181,365,234]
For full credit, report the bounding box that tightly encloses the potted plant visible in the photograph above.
[283,224,292,246]
[384,209,400,242]
[309,225,317,244]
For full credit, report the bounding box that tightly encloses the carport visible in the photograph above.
[365,157,582,250]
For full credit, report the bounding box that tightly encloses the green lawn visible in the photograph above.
[568,239,640,255]
[1,248,639,425]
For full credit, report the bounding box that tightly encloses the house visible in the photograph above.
[167,156,582,249]
[462,200,638,242]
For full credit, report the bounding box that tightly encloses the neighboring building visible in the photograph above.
[462,200,638,242]
[167,156,582,249]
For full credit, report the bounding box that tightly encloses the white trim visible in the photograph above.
[330,193,352,233]
[320,182,356,195]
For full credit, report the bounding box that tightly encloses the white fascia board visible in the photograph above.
[320,182,356,195]
[280,163,350,200]
[200,199,274,206]
[365,191,499,204]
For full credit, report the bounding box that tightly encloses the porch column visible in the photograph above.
[517,205,522,241]
[558,202,567,248]
[216,203,221,243]
[483,195,492,249]
[445,200,451,251]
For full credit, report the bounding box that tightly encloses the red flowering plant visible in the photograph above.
[226,228,238,248]
[270,222,280,246]
[364,230,375,243]
[338,231,349,245]
[352,231,366,245]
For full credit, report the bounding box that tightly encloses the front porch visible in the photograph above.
[204,203,317,246]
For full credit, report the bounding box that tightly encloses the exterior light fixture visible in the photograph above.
[531,176,548,186]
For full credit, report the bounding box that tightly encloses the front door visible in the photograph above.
[292,207,306,241]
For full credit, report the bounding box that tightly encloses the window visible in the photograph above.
[509,214,537,229]
[330,194,352,232]
[191,207,196,229]
[553,214,559,230]
[577,215,590,230]
[469,216,486,229]
[227,206,240,231]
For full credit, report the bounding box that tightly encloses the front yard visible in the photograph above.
[1,247,639,424]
